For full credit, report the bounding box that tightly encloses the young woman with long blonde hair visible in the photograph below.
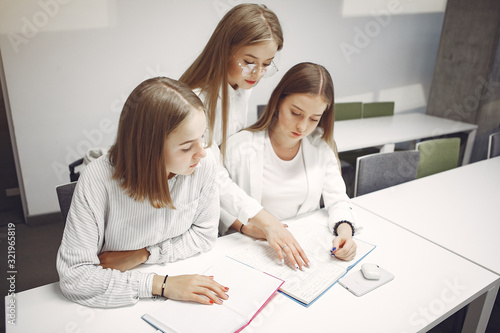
[181,4,310,270]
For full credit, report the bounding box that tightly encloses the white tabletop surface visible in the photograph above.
[5,206,498,333]
[352,156,500,275]
[334,112,477,153]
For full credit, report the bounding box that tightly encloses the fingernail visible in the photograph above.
[281,259,285,265]
[307,261,312,267]
[332,247,337,252]
[209,276,214,279]
[294,264,299,270]
[224,287,229,291]
[209,300,214,304]
[300,266,305,271]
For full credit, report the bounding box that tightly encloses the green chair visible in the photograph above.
[416,138,460,178]
[362,102,394,118]
[334,102,363,121]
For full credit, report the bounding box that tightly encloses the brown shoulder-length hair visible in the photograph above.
[179,3,283,158]
[109,77,206,209]
[247,62,336,150]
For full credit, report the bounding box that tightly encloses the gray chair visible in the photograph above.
[56,182,77,223]
[488,132,500,159]
[257,104,267,119]
[354,151,420,197]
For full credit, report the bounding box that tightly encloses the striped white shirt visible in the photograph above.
[56,149,219,308]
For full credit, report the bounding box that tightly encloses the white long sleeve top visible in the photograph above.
[195,85,252,146]
[194,86,263,235]
[56,149,219,308]
[223,129,359,234]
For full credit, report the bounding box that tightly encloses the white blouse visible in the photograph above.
[194,85,263,235]
[223,129,358,234]
[196,85,252,146]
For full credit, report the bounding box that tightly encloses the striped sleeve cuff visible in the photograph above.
[138,272,155,298]
[145,245,160,264]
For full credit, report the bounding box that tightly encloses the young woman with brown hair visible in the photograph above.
[57,77,229,307]
[224,63,359,261]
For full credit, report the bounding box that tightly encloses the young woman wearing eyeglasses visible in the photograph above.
[180,3,310,270]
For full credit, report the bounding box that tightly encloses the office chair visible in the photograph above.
[334,102,363,121]
[487,131,500,159]
[69,158,84,182]
[354,150,420,197]
[416,138,460,178]
[257,104,267,119]
[56,182,77,223]
[362,102,395,118]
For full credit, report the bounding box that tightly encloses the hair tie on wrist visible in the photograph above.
[161,275,168,298]
[239,224,245,234]
[333,220,354,237]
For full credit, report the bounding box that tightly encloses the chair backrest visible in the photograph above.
[416,138,460,178]
[362,102,395,118]
[354,150,420,197]
[257,104,267,119]
[334,102,363,121]
[56,182,77,223]
[488,132,500,159]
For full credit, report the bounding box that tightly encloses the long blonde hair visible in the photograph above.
[180,3,283,158]
[248,62,336,150]
[109,77,206,209]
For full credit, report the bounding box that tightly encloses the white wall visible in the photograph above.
[0,0,446,217]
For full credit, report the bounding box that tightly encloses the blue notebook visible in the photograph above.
[228,209,376,307]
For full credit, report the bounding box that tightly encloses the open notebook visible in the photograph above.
[228,209,376,306]
[142,256,283,333]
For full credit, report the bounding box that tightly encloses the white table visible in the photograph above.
[352,156,500,276]
[5,206,498,333]
[334,113,478,164]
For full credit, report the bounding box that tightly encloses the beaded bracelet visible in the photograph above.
[161,275,168,298]
[333,220,354,237]
[239,224,245,234]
